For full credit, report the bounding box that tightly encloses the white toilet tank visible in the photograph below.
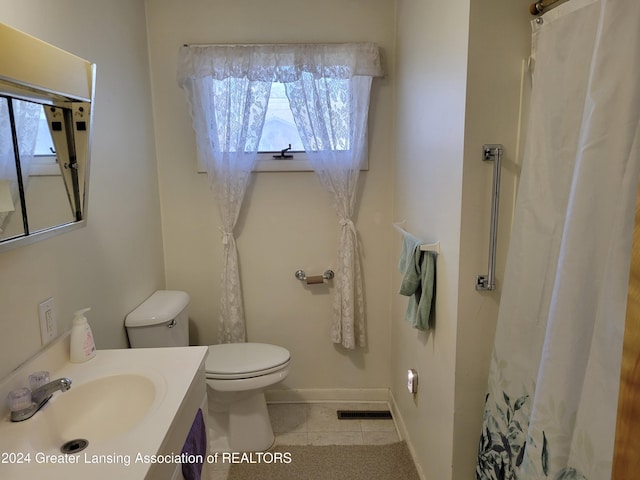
[125,290,190,348]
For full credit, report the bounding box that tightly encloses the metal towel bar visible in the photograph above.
[476,144,503,291]
[392,222,440,254]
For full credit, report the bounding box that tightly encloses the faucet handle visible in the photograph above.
[28,371,50,390]
[8,388,32,412]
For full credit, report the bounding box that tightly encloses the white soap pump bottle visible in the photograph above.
[70,307,96,363]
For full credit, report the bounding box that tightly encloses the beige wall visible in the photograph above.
[0,0,165,379]
[393,0,531,478]
[145,0,397,391]
[393,0,469,477]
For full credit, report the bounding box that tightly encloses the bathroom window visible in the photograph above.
[180,43,379,174]
[254,82,309,172]
[190,79,368,173]
[253,81,364,172]
[258,82,304,153]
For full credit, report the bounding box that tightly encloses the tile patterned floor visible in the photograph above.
[207,402,401,479]
[269,402,400,447]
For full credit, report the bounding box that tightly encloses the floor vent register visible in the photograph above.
[336,410,393,420]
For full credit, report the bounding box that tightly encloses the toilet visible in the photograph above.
[124,290,290,452]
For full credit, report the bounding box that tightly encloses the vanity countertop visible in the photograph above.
[0,344,208,479]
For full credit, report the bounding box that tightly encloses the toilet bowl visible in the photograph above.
[205,343,290,451]
[125,290,290,452]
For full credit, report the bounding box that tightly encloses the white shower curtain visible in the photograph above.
[477,1,640,479]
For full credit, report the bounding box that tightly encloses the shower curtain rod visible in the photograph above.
[529,0,564,15]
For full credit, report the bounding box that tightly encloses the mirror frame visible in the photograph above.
[0,23,95,252]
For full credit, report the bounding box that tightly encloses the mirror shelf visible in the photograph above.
[0,23,95,252]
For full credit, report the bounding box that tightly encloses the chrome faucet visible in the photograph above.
[10,378,72,422]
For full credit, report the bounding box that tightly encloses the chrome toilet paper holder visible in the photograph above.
[295,269,334,283]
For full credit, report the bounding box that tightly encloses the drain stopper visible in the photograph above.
[61,438,89,454]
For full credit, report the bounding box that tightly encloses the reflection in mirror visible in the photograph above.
[0,97,26,239]
[0,99,81,240]
[22,102,78,232]
[0,98,81,240]
[0,22,95,251]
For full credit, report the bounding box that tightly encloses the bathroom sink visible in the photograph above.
[30,374,157,451]
[0,345,207,479]
[0,372,162,458]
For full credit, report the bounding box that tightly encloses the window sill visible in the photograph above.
[30,156,61,176]
[197,153,368,173]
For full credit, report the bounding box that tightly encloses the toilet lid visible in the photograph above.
[205,343,290,379]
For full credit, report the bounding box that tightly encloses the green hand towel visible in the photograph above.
[398,231,423,296]
[398,233,437,330]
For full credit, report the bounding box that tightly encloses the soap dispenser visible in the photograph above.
[70,308,96,363]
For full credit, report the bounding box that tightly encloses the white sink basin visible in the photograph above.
[0,371,163,456]
[30,374,157,451]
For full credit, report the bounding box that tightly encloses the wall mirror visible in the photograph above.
[0,23,95,252]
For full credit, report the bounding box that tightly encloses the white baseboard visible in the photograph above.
[388,390,426,480]
[265,387,390,404]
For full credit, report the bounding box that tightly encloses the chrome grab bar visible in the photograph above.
[476,144,503,291]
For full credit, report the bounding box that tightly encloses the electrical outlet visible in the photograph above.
[38,297,57,345]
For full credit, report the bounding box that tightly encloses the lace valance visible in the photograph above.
[177,42,383,84]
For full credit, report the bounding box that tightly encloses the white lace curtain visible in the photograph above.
[178,55,271,343]
[177,42,382,346]
[285,75,373,348]
[0,98,40,234]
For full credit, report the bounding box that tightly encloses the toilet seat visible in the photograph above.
[205,343,290,380]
